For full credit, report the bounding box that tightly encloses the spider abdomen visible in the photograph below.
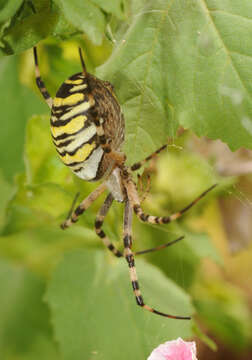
[50,72,124,181]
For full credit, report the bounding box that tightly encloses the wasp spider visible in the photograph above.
[33,46,216,320]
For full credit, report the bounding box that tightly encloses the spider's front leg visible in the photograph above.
[123,198,190,320]
[33,47,53,108]
[125,176,216,225]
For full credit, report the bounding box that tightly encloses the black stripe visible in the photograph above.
[108,244,114,251]
[42,90,50,100]
[65,142,100,168]
[136,296,144,306]
[56,79,88,99]
[98,230,106,238]
[123,234,131,248]
[51,101,90,126]
[131,163,141,171]
[91,152,105,181]
[126,254,134,267]
[73,166,83,173]
[140,213,149,222]
[133,205,140,214]
[68,72,84,81]
[99,135,106,144]
[51,118,92,141]
[75,206,85,216]
[36,77,50,99]
[34,47,38,65]
[54,138,73,148]
[95,220,103,228]
[162,217,170,224]
[132,281,139,290]
[57,134,97,157]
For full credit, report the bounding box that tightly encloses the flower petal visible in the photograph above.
[147,338,198,360]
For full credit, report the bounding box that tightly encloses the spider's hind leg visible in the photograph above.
[123,199,190,320]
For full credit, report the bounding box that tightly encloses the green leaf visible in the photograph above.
[0,259,60,359]
[25,115,70,185]
[46,249,194,360]
[0,55,47,181]
[92,0,126,19]
[183,230,222,266]
[0,0,23,23]
[54,0,106,45]
[0,172,14,232]
[2,9,76,55]
[98,0,252,164]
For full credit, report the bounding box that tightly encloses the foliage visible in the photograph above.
[0,1,252,359]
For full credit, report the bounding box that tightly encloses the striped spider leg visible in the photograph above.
[123,198,190,320]
[33,47,52,108]
[33,45,216,320]
[94,193,185,258]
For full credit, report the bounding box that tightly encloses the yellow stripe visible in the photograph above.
[51,115,87,138]
[70,84,87,92]
[65,79,83,85]
[53,93,84,107]
[60,141,96,165]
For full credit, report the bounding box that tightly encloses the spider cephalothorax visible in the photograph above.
[34,46,216,320]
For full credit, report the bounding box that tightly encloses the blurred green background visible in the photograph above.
[0,1,252,359]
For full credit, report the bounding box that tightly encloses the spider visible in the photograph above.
[33,46,216,320]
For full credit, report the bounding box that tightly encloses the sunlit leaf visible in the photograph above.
[2,9,76,55]
[0,0,23,23]
[98,0,252,164]
[54,0,106,45]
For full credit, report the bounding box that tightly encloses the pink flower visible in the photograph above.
[147,338,198,360]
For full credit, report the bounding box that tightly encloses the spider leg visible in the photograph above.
[33,47,53,108]
[95,193,123,258]
[95,194,184,257]
[126,179,217,225]
[134,235,184,256]
[123,199,190,320]
[131,145,167,171]
[139,174,151,204]
[61,183,107,229]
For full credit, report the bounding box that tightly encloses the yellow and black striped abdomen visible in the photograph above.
[50,72,124,181]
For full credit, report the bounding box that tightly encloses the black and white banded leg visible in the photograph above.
[123,199,190,320]
[61,183,106,229]
[95,193,123,257]
[94,194,185,258]
[126,179,217,226]
[33,47,53,108]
